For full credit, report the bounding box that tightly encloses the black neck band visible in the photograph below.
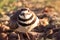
[17,17,36,27]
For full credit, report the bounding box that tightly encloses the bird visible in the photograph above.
[9,8,40,33]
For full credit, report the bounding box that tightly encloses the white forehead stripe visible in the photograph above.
[21,11,29,13]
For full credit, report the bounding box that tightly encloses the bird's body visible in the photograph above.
[9,8,40,33]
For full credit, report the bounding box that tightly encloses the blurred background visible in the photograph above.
[0,0,60,24]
